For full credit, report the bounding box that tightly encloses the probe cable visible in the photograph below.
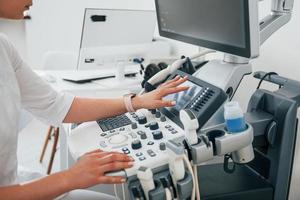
[183,155,196,200]
[256,72,279,90]
[165,187,173,200]
[114,184,120,200]
[122,183,126,200]
[193,165,201,200]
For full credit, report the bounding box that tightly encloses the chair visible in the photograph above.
[39,51,77,174]
[39,126,60,174]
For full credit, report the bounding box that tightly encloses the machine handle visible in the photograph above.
[254,71,287,86]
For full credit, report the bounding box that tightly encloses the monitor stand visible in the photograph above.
[193,54,252,99]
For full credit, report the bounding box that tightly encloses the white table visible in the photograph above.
[36,70,142,170]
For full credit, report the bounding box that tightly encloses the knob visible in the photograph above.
[152,131,163,140]
[138,116,147,124]
[159,142,166,151]
[131,122,138,129]
[149,122,159,130]
[131,140,142,150]
[160,116,167,122]
[132,114,138,119]
[137,131,145,135]
[155,111,161,118]
[140,133,147,140]
[150,109,156,114]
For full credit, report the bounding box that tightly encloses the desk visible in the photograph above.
[36,70,142,94]
[35,70,142,170]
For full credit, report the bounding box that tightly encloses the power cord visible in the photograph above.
[256,72,279,90]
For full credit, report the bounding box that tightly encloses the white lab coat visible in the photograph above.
[0,34,118,200]
[0,34,117,200]
[0,33,74,186]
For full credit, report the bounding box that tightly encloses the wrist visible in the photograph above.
[62,170,77,191]
[132,96,143,110]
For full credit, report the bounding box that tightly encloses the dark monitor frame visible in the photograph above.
[155,0,259,58]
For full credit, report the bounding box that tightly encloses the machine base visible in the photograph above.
[198,164,273,200]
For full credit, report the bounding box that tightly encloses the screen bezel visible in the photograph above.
[159,70,228,129]
[163,80,203,116]
[155,0,259,58]
[160,72,205,127]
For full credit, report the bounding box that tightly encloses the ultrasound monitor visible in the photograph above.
[155,0,259,58]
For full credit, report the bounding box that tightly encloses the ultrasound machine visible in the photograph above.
[68,0,300,199]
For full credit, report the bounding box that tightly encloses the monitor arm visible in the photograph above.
[272,0,294,12]
[260,0,294,44]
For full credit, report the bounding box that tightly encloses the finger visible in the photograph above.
[166,75,181,84]
[156,100,176,108]
[103,151,132,158]
[159,76,180,88]
[97,176,126,184]
[100,161,134,173]
[98,153,134,165]
[165,76,180,84]
[173,76,188,86]
[88,151,112,158]
[166,76,188,88]
[91,151,126,159]
[162,86,189,96]
[84,149,103,155]
[165,75,181,85]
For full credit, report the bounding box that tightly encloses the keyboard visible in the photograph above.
[97,115,132,132]
[61,70,138,83]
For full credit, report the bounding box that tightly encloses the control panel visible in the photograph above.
[95,108,185,177]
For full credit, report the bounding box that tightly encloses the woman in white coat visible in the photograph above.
[0,0,188,199]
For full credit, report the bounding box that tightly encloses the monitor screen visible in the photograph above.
[164,80,202,115]
[155,0,257,58]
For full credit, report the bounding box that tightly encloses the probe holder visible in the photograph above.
[128,171,194,200]
[189,123,254,165]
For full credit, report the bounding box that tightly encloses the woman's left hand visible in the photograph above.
[132,75,189,110]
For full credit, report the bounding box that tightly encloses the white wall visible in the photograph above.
[26,0,155,68]
[0,19,28,61]
[25,0,198,68]
[234,0,300,110]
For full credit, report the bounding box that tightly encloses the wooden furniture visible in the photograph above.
[39,126,60,174]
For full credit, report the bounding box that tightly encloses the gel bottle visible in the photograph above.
[224,101,254,165]
[224,101,246,133]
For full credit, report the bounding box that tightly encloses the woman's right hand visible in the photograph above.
[65,149,134,190]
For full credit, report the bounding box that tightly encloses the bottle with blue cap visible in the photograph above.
[224,101,246,133]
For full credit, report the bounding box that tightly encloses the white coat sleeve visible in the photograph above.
[3,35,74,127]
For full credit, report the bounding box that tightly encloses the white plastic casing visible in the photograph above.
[137,167,156,199]
[180,110,199,145]
[166,141,186,182]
